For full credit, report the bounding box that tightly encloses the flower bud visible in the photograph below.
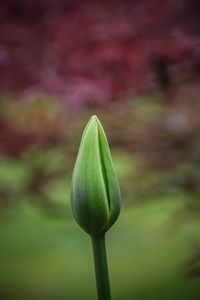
[71,115,121,235]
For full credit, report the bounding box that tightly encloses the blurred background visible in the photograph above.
[0,0,200,299]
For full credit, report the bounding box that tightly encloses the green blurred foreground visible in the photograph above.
[0,92,200,299]
[0,151,200,300]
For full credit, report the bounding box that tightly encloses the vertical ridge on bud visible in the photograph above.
[96,117,121,230]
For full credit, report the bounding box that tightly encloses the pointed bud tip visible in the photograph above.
[87,115,100,128]
[90,115,98,121]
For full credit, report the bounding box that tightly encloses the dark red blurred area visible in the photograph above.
[0,0,200,105]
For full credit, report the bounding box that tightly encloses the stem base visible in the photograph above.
[91,234,111,300]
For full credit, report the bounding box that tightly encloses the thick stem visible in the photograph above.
[91,234,111,300]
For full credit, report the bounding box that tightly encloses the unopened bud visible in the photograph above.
[71,115,121,235]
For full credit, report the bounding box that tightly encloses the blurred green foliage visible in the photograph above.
[0,90,200,299]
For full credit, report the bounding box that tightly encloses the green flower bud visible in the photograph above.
[71,115,121,235]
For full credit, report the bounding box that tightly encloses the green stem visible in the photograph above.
[91,234,111,300]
